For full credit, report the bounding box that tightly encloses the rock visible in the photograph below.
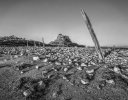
[52,67,57,71]
[86,69,94,74]
[35,65,39,69]
[62,62,67,65]
[68,59,72,62]
[90,61,96,65]
[52,92,57,98]
[23,89,32,97]
[42,70,47,74]
[38,81,43,86]
[47,74,55,79]
[77,67,82,71]
[20,53,23,56]
[62,76,67,80]
[43,58,48,62]
[20,71,24,74]
[113,67,120,73]
[69,61,72,65]
[74,63,79,66]
[64,68,68,72]
[81,63,87,67]
[81,79,89,85]
[106,79,115,84]
[74,59,78,62]
[33,56,39,61]
[41,70,47,78]
[15,67,19,71]
[55,61,61,65]
[14,55,18,58]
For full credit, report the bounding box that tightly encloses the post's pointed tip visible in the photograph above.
[80,9,87,16]
[81,9,83,11]
[81,9,86,19]
[81,9,84,13]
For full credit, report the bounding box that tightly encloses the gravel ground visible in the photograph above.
[0,47,128,100]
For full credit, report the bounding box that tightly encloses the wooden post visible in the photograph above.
[39,42,40,47]
[34,41,36,47]
[81,9,104,61]
[34,41,36,52]
[42,37,45,48]
[27,40,28,48]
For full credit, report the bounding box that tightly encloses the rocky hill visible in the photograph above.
[49,34,84,47]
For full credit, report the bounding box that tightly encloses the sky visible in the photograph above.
[0,0,128,46]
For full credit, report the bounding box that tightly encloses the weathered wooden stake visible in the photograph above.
[81,9,104,61]
[33,41,36,52]
[34,41,36,47]
[27,40,28,47]
[42,37,45,48]
[39,42,40,47]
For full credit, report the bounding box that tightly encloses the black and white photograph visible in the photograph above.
[0,0,128,100]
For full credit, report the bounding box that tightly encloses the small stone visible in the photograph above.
[77,67,82,71]
[68,59,72,62]
[62,76,67,80]
[64,68,68,72]
[113,67,120,73]
[54,69,57,71]
[43,58,48,62]
[20,71,24,74]
[86,69,94,74]
[38,81,43,86]
[23,89,31,97]
[55,61,61,65]
[98,98,103,100]
[52,92,57,98]
[81,63,87,67]
[23,91,28,97]
[20,53,23,56]
[42,70,47,74]
[15,67,19,70]
[106,79,115,84]
[35,65,39,69]
[69,61,72,65]
[90,61,96,65]
[69,82,74,85]
[81,79,89,85]
[63,63,67,65]
[48,74,53,79]
[33,56,39,61]
[14,55,18,58]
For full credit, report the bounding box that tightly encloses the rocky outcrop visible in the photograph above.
[49,34,84,47]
